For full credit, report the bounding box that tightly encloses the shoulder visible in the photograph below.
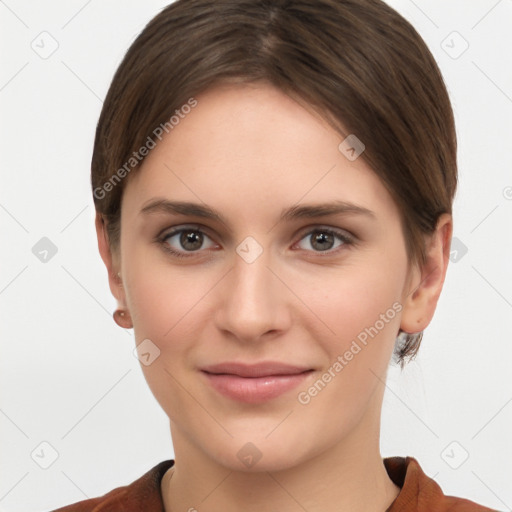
[49,460,174,512]
[384,456,498,511]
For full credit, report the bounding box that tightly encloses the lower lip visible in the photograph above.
[202,371,313,403]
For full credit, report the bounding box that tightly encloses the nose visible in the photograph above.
[214,243,292,343]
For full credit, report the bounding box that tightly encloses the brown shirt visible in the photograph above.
[50,456,498,511]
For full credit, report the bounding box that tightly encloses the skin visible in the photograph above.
[96,82,452,512]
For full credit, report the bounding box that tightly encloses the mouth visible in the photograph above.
[200,362,315,403]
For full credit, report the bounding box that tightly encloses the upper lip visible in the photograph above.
[201,361,313,378]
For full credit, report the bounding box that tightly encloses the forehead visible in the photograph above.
[121,83,399,227]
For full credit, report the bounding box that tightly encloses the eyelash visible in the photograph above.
[156,225,355,260]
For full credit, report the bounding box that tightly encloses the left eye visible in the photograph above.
[294,228,352,253]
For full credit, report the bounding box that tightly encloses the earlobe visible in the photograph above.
[400,213,453,334]
[113,307,133,329]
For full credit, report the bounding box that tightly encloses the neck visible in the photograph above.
[162,389,400,512]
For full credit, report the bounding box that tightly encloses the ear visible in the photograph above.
[95,212,126,308]
[400,213,453,334]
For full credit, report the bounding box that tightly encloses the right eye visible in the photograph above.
[158,225,219,258]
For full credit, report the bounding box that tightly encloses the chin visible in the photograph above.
[203,430,316,474]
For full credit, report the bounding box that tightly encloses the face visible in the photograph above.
[111,82,417,471]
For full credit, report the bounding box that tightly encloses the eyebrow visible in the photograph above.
[139,198,375,224]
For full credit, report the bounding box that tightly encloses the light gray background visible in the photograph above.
[1,1,511,511]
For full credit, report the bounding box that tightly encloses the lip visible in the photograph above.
[200,361,314,403]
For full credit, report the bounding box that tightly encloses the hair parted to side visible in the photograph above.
[91,0,457,367]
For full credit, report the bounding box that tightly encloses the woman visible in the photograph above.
[52,0,497,510]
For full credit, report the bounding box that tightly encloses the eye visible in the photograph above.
[158,225,218,258]
[294,227,353,254]
[156,224,354,260]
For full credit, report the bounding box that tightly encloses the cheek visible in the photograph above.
[124,264,214,418]
[297,259,405,352]
[126,257,208,341]
[293,264,404,434]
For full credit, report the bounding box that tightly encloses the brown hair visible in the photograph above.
[91,0,457,366]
